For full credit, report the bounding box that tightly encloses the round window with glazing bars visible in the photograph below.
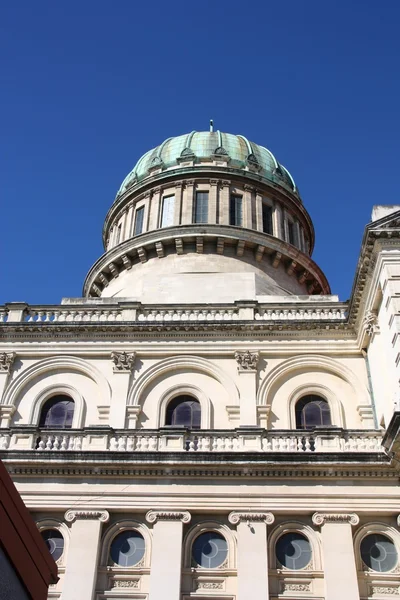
[360,533,398,572]
[41,529,65,561]
[275,532,312,570]
[110,530,145,567]
[192,532,228,568]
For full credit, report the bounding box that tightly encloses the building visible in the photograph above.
[0,459,58,600]
[0,127,399,600]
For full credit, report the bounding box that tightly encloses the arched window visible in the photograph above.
[276,532,312,570]
[41,529,65,561]
[192,532,228,568]
[165,395,201,429]
[39,395,75,429]
[110,530,145,567]
[295,395,331,429]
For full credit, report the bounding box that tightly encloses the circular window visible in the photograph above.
[276,532,312,570]
[360,533,398,572]
[192,532,228,568]
[110,531,145,567]
[41,529,64,561]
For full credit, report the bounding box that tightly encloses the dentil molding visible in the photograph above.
[228,511,275,525]
[145,510,191,524]
[312,512,359,526]
[64,509,110,523]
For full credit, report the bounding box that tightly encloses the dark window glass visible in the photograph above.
[276,532,312,570]
[41,529,64,561]
[262,204,273,234]
[229,195,243,226]
[39,395,75,429]
[192,532,228,568]
[134,207,144,235]
[295,395,332,429]
[194,192,209,223]
[110,531,145,567]
[288,221,296,245]
[165,395,201,429]
[361,534,398,572]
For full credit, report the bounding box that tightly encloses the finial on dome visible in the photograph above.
[209,119,214,132]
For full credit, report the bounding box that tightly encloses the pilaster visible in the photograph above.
[109,352,136,428]
[62,509,109,600]
[182,180,195,224]
[312,512,360,600]
[146,510,191,600]
[219,180,230,225]
[0,352,15,407]
[234,351,259,426]
[209,179,218,224]
[228,512,274,600]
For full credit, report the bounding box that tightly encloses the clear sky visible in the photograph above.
[2,1,400,305]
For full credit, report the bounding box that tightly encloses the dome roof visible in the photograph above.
[118,130,297,195]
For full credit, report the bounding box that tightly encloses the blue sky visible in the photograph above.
[2,1,400,304]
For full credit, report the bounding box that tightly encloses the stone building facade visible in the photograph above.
[0,128,400,600]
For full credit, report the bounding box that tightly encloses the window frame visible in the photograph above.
[229,194,243,226]
[160,195,175,228]
[134,205,145,235]
[194,191,209,224]
[354,523,400,574]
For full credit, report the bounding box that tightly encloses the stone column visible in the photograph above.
[146,510,191,600]
[243,185,253,229]
[312,513,360,600]
[209,179,218,224]
[219,180,230,225]
[229,512,274,600]
[125,203,134,238]
[255,191,263,232]
[148,187,162,230]
[62,509,109,600]
[109,351,136,428]
[235,351,259,426]
[174,182,183,225]
[182,181,195,224]
[0,352,15,407]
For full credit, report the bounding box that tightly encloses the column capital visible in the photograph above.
[111,351,136,373]
[228,511,275,525]
[234,351,259,371]
[0,352,16,373]
[312,512,359,526]
[145,510,191,524]
[64,509,110,523]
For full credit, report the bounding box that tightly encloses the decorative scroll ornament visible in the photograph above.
[64,509,110,523]
[145,510,191,524]
[0,352,15,373]
[235,351,259,371]
[111,351,136,373]
[312,512,359,526]
[363,310,380,336]
[228,511,274,525]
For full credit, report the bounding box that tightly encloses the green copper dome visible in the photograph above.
[118,131,297,195]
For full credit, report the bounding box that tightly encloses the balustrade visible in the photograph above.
[0,428,384,454]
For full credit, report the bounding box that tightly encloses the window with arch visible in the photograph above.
[41,529,65,562]
[192,531,228,568]
[39,395,75,429]
[275,532,312,570]
[360,533,398,572]
[295,394,332,429]
[165,395,201,429]
[110,530,145,567]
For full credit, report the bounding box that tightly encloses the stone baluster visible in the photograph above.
[229,512,274,600]
[146,510,191,600]
[312,513,360,600]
